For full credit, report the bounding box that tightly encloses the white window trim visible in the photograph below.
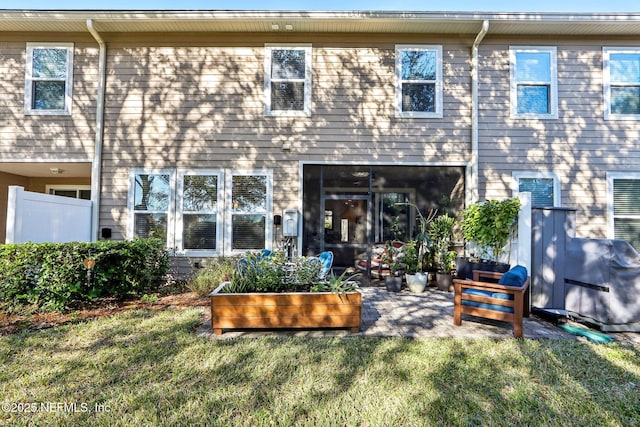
[46,184,91,198]
[24,42,74,116]
[606,172,640,239]
[603,47,640,121]
[127,169,176,249]
[509,46,558,120]
[175,169,224,257]
[264,44,312,117]
[225,170,273,255]
[512,171,561,207]
[395,45,443,119]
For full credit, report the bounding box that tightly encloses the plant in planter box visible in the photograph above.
[459,198,521,278]
[211,250,362,335]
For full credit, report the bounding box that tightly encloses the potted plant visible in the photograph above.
[428,214,456,291]
[458,198,521,279]
[401,240,428,293]
[381,240,402,292]
[435,250,457,291]
[395,202,437,293]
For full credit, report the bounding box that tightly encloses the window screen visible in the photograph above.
[519,178,555,207]
[182,175,218,250]
[609,53,640,115]
[613,179,640,249]
[133,174,170,242]
[231,175,268,250]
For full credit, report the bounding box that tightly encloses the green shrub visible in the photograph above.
[461,198,521,262]
[0,239,169,312]
[187,256,240,297]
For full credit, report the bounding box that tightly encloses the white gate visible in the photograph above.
[5,186,92,244]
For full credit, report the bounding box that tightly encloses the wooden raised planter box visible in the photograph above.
[210,282,362,335]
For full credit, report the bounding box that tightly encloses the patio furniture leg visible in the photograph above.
[453,281,462,326]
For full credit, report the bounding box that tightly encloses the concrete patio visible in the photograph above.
[197,286,640,346]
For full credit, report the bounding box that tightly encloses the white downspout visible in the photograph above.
[87,19,107,242]
[470,20,489,205]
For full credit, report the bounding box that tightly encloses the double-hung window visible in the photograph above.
[264,45,312,117]
[227,171,272,252]
[603,48,640,120]
[608,173,640,251]
[130,171,175,245]
[395,45,443,118]
[25,43,74,115]
[176,171,223,254]
[510,46,557,119]
[513,172,560,208]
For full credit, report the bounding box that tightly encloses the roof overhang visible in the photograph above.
[1,10,640,36]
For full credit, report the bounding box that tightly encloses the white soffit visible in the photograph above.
[0,10,639,35]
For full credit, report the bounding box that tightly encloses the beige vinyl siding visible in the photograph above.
[478,37,640,239]
[0,38,97,160]
[99,34,473,240]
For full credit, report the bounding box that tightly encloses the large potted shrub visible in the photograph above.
[395,202,437,293]
[428,214,457,291]
[401,240,428,292]
[459,198,521,279]
[381,241,403,292]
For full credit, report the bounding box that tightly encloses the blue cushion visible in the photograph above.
[464,288,493,298]
[463,288,514,300]
[498,265,528,287]
[462,300,514,313]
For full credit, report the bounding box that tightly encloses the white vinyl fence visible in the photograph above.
[5,186,92,244]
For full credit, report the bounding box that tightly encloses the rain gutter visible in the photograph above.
[469,19,489,205]
[86,19,107,241]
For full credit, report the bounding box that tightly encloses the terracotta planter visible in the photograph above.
[210,282,362,335]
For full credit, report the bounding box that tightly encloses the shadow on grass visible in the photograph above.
[1,309,638,426]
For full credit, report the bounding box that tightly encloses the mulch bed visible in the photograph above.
[0,292,209,335]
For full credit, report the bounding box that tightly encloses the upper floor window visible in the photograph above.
[512,171,560,208]
[395,45,443,118]
[25,43,74,115]
[604,47,640,120]
[264,45,312,117]
[510,46,557,119]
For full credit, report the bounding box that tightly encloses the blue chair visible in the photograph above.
[318,251,334,280]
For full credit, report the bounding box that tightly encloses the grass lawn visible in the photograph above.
[1,307,639,426]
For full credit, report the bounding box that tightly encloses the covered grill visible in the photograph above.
[564,238,640,332]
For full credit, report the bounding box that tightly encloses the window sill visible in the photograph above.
[24,109,71,116]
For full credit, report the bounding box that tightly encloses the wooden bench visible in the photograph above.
[453,270,530,338]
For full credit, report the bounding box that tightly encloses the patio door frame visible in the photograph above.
[320,192,372,254]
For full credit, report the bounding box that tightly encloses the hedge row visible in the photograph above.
[0,239,170,311]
